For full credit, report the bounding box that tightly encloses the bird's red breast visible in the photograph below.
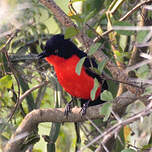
[45,54,101,100]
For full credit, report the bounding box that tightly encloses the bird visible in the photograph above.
[38,34,108,115]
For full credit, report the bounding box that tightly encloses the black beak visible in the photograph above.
[38,51,48,59]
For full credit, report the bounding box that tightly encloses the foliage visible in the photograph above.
[1,0,152,152]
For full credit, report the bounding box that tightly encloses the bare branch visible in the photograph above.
[39,0,75,27]
[4,106,103,152]
[4,91,137,152]
[119,0,152,21]
[8,81,49,121]
[19,81,48,103]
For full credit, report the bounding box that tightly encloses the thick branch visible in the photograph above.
[4,91,137,152]
[4,106,102,152]
[40,0,75,27]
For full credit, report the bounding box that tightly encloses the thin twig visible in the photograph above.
[74,122,81,152]
[111,110,121,122]
[68,0,78,15]
[19,81,48,103]
[95,127,121,152]
[93,29,114,43]
[86,116,110,152]
[95,126,121,152]
[119,0,152,21]
[94,0,152,42]
[8,81,48,121]
[79,101,152,152]
[39,0,75,27]
[0,32,21,121]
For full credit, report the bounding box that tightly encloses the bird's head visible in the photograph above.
[38,34,78,59]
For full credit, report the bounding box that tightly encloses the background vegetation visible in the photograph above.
[1,0,152,152]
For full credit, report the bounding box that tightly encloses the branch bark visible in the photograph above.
[4,106,102,152]
[4,91,137,152]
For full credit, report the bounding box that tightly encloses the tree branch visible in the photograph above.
[4,106,102,152]
[39,0,75,27]
[119,0,152,21]
[19,81,48,103]
[80,101,152,152]
[4,91,137,152]
[8,81,49,121]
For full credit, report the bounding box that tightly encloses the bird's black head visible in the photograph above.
[38,34,79,59]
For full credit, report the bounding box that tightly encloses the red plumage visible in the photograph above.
[45,55,101,100]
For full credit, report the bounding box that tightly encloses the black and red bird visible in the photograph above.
[38,34,108,115]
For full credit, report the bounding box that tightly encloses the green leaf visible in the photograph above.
[0,75,12,89]
[100,90,113,102]
[0,43,5,50]
[136,64,150,78]
[143,86,152,96]
[136,31,149,43]
[110,0,125,13]
[49,123,61,143]
[65,27,78,39]
[88,43,101,56]
[100,102,112,121]
[36,45,43,53]
[84,10,95,24]
[39,22,47,30]
[113,21,134,36]
[121,149,136,152]
[18,76,35,111]
[142,144,152,151]
[115,128,125,151]
[98,59,107,73]
[114,50,124,62]
[119,35,127,51]
[75,57,86,75]
[71,14,83,23]
[90,78,99,101]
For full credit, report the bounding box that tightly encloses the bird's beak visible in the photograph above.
[38,51,48,59]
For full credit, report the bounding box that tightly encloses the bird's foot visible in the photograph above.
[64,101,73,117]
[80,100,90,116]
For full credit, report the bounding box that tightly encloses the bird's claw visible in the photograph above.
[64,101,73,117]
[80,100,90,116]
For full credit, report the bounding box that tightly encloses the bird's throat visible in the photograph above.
[45,55,66,66]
